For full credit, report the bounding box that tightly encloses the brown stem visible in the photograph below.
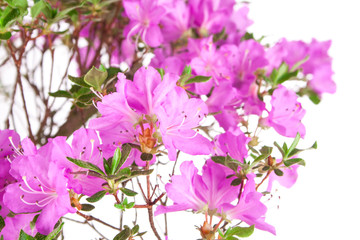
[256,170,272,191]
[145,161,162,240]
[76,211,120,231]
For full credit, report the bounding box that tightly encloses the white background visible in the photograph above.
[2,0,359,239]
[62,0,360,239]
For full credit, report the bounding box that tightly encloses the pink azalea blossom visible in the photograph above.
[214,128,250,161]
[157,88,213,160]
[3,141,76,235]
[90,67,212,162]
[267,164,299,192]
[189,37,230,94]
[263,85,306,138]
[188,0,234,35]
[154,160,237,216]
[0,130,20,217]
[123,0,166,47]
[50,129,110,196]
[1,213,37,239]
[160,0,190,42]
[222,174,276,235]
[224,5,253,44]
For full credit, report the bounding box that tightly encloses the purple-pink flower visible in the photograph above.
[123,0,166,47]
[3,141,75,235]
[222,174,276,235]
[155,161,275,235]
[262,85,306,138]
[155,160,237,215]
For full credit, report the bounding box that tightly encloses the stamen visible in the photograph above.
[8,136,22,156]
[6,155,12,163]
[22,176,42,194]
[90,87,103,100]
[33,176,53,191]
[20,195,38,206]
[90,139,95,158]
[92,99,98,109]
[35,195,56,207]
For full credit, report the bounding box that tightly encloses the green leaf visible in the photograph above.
[30,214,40,230]
[140,153,153,161]
[84,66,108,91]
[68,75,91,87]
[34,233,46,240]
[77,93,94,103]
[49,90,72,98]
[274,169,284,176]
[230,178,243,186]
[126,202,135,209]
[44,222,64,240]
[103,158,111,175]
[284,158,305,167]
[18,230,35,240]
[285,132,301,159]
[282,142,288,153]
[6,0,28,10]
[288,141,317,158]
[309,90,321,104]
[80,203,95,211]
[0,6,20,28]
[274,141,285,157]
[227,225,254,238]
[118,144,131,171]
[181,65,191,75]
[132,225,139,235]
[31,0,49,18]
[107,167,131,180]
[0,215,4,231]
[111,147,121,175]
[66,157,105,176]
[0,32,12,40]
[156,68,165,80]
[261,166,270,171]
[185,76,211,85]
[224,155,240,171]
[127,169,153,178]
[113,228,131,240]
[86,190,107,203]
[119,188,137,197]
[211,156,226,165]
[269,62,300,86]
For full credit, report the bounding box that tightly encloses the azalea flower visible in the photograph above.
[262,85,306,138]
[3,141,76,235]
[123,0,166,47]
[154,160,237,215]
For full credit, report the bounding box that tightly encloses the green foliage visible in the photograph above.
[44,222,64,240]
[268,62,299,86]
[185,76,211,85]
[86,190,107,203]
[218,225,255,239]
[119,188,137,197]
[18,230,35,240]
[84,66,108,91]
[80,203,95,211]
[0,215,4,232]
[111,147,122,175]
[113,227,131,240]
[48,90,72,98]
[66,157,105,176]
[114,197,135,211]
[156,68,165,80]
